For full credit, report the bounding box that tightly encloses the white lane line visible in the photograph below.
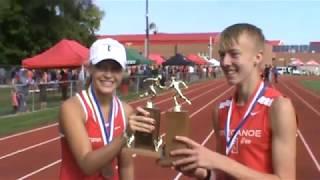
[201,130,216,146]
[0,83,221,161]
[188,86,232,117]
[297,130,320,172]
[280,82,320,172]
[153,82,223,107]
[0,81,214,141]
[17,159,62,180]
[160,83,226,114]
[0,137,61,160]
[0,123,58,142]
[282,82,320,117]
[19,84,231,179]
[289,81,320,100]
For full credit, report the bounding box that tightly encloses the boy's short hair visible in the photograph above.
[219,23,265,52]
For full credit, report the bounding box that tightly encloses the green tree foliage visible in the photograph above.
[0,0,104,65]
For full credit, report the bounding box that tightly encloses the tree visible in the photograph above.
[0,0,104,65]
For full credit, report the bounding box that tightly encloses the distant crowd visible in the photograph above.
[1,64,221,114]
[262,64,279,83]
[9,67,82,113]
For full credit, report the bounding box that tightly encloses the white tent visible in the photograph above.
[208,58,220,66]
[289,59,304,66]
[305,60,319,66]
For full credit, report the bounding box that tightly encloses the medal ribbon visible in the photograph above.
[89,85,115,144]
[225,82,266,155]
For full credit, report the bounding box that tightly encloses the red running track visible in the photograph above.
[0,77,319,180]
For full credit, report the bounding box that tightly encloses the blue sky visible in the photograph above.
[94,0,319,44]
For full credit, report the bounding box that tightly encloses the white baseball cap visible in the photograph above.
[89,38,126,69]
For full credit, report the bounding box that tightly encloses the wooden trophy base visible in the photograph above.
[123,147,162,159]
[159,110,189,167]
[125,107,162,159]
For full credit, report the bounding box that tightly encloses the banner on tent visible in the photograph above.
[127,60,136,65]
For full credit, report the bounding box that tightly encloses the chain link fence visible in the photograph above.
[0,67,223,117]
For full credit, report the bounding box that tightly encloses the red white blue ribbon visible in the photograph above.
[88,85,115,145]
[225,82,266,155]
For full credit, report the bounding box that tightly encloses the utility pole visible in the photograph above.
[145,0,149,59]
[209,36,213,59]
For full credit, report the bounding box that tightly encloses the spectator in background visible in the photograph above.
[143,65,152,77]
[151,65,159,76]
[10,67,17,83]
[137,65,144,75]
[59,70,69,100]
[268,65,273,82]
[159,67,166,86]
[263,64,270,83]
[15,68,30,112]
[11,87,18,113]
[213,67,217,78]
[39,70,48,109]
[67,69,73,81]
[188,65,194,82]
[273,65,279,83]
[120,69,130,96]
[51,70,57,81]
[0,67,6,84]
[78,67,86,91]
[27,69,33,82]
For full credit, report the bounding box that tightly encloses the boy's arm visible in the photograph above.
[270,97,297,179]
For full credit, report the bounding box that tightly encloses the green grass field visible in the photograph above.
[0,87,13,115]
[0,108,59,136]
[300,79,320,95]
[0,90,141,137]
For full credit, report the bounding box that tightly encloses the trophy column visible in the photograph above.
[160,109,189,166]
[134,107,161,154]
[123,75,166,158]
[160,77,191,166]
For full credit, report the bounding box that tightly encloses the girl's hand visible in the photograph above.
[127,106,155,133]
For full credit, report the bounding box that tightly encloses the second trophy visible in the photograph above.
[161,76,192,166]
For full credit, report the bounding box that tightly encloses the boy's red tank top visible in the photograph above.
[60,89,127,180]
[218,82,282,175]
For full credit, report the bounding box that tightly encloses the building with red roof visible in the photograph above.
[97,32,274,66]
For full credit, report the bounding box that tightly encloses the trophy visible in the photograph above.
[124,75,192,164]
[160,76,192,166]
[124,74,166,158]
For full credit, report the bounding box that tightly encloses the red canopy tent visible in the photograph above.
[148,53,165,65]
[187,54,207,65]
[22,39,89,69]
